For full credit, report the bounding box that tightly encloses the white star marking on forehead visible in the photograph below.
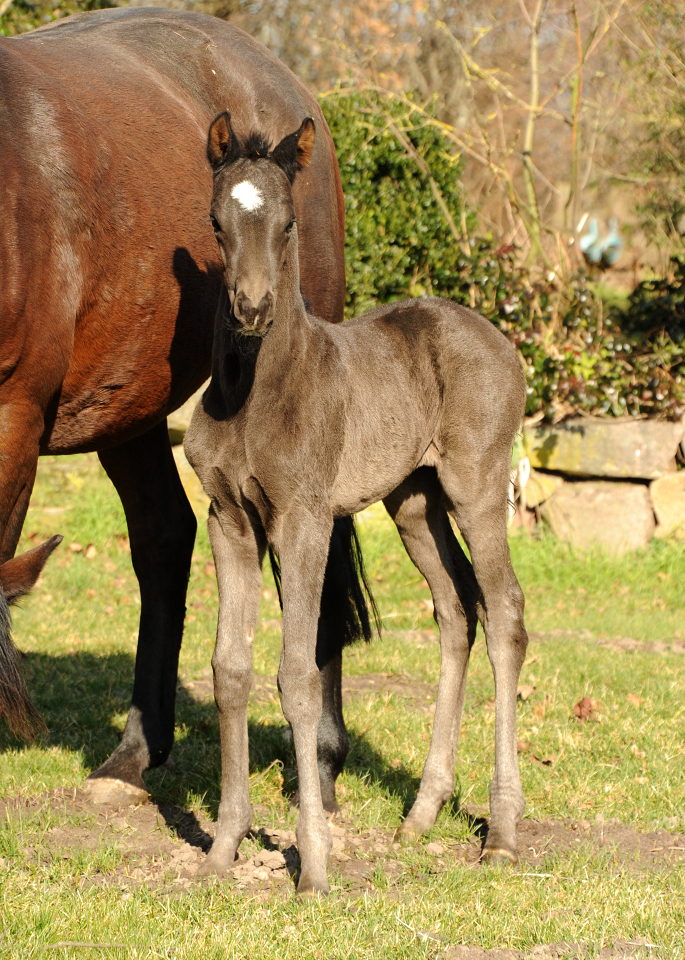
[231,180,263,212]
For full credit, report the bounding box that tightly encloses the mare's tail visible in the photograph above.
[0,587,44,738]
[0,535,61,738]
[268,515,380,646]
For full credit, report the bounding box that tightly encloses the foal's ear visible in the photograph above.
[207,111,242,170]
[271,117,316,183]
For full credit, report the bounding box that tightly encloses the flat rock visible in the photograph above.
[526,417,683,480]
[650,473,685,540]
[523,469,564,508]
[541,481,655,554]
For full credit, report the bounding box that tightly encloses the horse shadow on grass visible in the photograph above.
[1,650,485,847]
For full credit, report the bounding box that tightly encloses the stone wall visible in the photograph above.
[516,417,685,554]
[168,390,685,554]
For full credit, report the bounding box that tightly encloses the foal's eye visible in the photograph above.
[285,218,296,235]
[210,214,221,233]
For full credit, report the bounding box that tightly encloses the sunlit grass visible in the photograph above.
[2,453,685,956]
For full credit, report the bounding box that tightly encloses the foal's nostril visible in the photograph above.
[234,291,274,331]
[234,292,258,326]
[257,292,274,323]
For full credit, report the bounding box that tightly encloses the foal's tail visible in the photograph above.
[268,515,380,646]
[0,588,44,738]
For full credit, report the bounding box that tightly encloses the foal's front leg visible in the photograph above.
[199,505,265,877]
[277,513,334,895]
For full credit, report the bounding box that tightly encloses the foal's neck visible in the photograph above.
[214,235,310,411]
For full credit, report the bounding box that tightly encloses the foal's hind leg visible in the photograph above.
[198,505,265,877]
[384,468,479,837]
[86,421,196,802]
[438,459,528,865]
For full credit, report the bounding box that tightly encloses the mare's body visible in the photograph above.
[0,9,362,807]
[185,114,529,894]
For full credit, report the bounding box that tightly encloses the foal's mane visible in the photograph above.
[240,131,272,161]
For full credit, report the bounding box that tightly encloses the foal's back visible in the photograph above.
[308,297,525,516]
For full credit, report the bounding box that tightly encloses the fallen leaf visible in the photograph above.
[118,536,131,553]
[534,702,546,719]
[626,693,644,707]
[85,544,97,559]
[204,562,216,578]
[534,754,555,766]
[573,697,602,722]
[517,740,531,753]
[68,542,83,553]
[517,684,536,701]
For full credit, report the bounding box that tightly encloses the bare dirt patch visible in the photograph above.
[2,788,684,901]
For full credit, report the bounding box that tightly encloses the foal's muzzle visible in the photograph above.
[233,290,275,337]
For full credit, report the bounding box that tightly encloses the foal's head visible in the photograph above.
[206,111,315,337]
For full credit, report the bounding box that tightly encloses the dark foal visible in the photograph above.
[0,8,368,813]
[185,113,529,895]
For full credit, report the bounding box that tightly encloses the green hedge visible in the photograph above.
[320,90,475,316]
[0,0,114,36]
[320,89,685,422]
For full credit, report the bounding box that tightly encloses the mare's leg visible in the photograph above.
[438,458,527,865]
[384,468,479,836]
[199,505,265,877]
[278,513,333,895]
[86,420,196,801]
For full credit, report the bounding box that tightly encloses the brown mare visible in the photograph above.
[185,113,529,894]
[0,8,372,809]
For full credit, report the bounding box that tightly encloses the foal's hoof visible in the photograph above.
[82,776,149,807]
[480,846,518,867]
[396,811,434,839]
[197,852,231,879]
[296,870,329,897]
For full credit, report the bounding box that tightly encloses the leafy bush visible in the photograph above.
[320,89,475,317]
[321,89,685,421]
[0,0,114,37]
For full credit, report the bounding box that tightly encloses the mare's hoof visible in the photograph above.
[82,776,148,807]
[480,846,518,867]
[296,871,329,896]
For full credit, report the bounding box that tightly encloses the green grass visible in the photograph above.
[2,453,685,957]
